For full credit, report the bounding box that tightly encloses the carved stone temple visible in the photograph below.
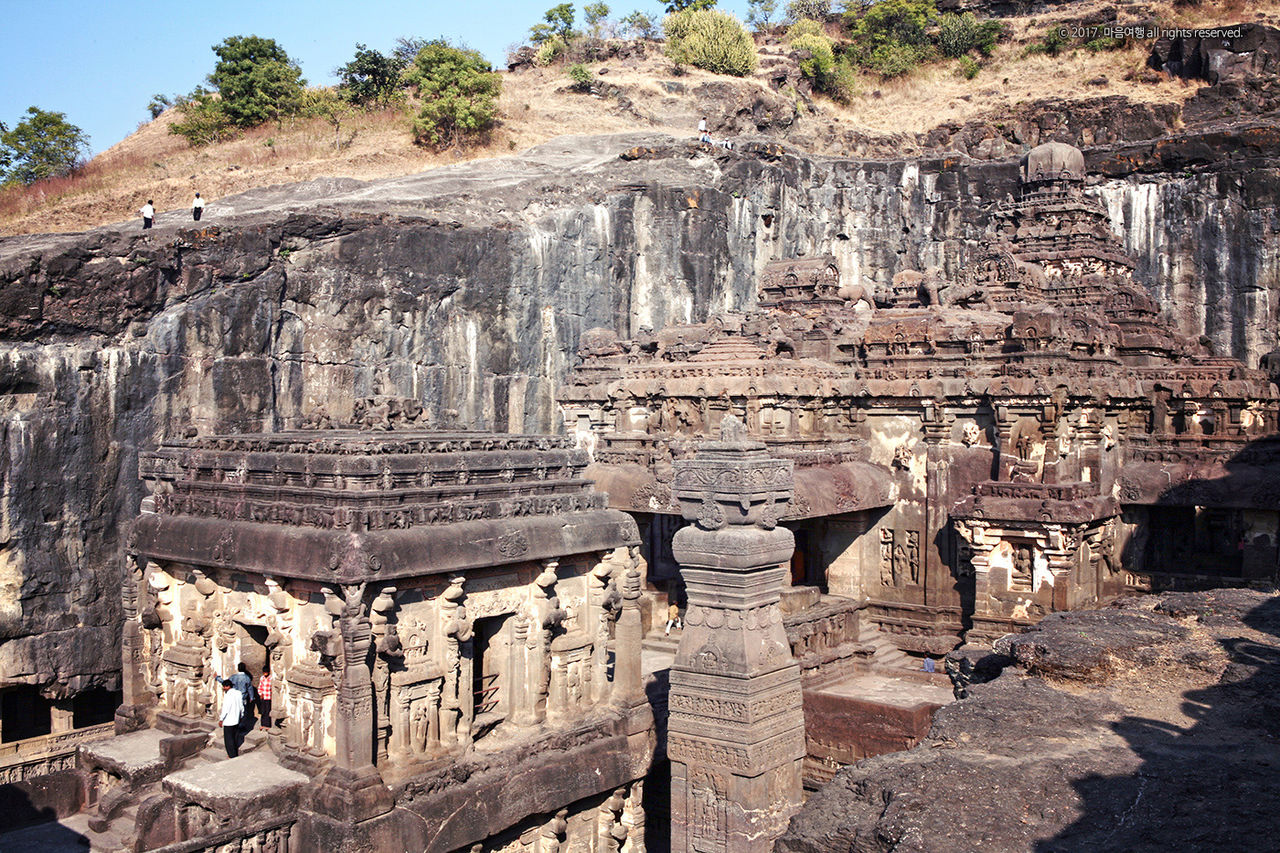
[667,417,805,853]
[560,141,1280,649]
[79,428,654,851]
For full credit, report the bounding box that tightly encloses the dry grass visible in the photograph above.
[2,0,1276,236]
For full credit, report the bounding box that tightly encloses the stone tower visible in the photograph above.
[667,416,806,853]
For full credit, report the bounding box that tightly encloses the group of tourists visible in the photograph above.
[216,662,274,758]
[138,192,206,229]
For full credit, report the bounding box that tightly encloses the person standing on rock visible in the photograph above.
[218,679,245,757]
[140,199,155,229]
[192,192,205,221]
[698,117,710,144]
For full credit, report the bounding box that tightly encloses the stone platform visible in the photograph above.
[803,672,953,788]
[163,752,308,809]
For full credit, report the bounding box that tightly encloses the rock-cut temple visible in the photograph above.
[1,141,1278,853]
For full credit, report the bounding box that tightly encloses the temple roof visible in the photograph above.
[129,430,639,582]
[1021,141,1086,184]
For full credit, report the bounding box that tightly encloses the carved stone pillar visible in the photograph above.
[314,581,394,825]
[668,417,805,853]
[508,614,536,727]
[118,554,152,729]
[612,563,645,708]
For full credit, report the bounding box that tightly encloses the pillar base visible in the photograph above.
[311,764,394,824]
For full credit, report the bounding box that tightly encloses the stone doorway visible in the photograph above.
[472,614,510,736]
[236,623,269,678]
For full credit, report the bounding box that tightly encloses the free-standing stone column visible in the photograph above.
[117,554,151,730]
[668,416,805,853]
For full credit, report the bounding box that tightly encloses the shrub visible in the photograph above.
[866,41,928,77]
[787,18,824,39]
[828,57,859,102]
[936,12,1003,58]
[848,0,935,49]
[664,8,757,76]
[1085,36,1125,53]
[169,89,235,146]
[619,11,660,39]
[567,62,594,91]
[791,33,836,81]
[665,0,718,11]
[958,55,980,79]
[535,37,568,66]
[785,0,831,23]
[403,42,502,148]
[1024,27,1068,57]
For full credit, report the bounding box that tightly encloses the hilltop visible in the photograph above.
[2,0,1277,236]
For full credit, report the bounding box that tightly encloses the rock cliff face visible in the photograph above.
[0,123,1277,695]
[776,588,1280,852]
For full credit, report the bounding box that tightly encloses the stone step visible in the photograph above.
[85,800,140,853]
[642,633,680,655]
[857,626,919,671]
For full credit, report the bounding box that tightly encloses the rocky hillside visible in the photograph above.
[777,588,1280,852]
[0,0,1277,701]
[4,0,1278,235]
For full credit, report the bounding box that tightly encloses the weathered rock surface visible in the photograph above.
[776,589,1280,852]
[0,120,1276,696]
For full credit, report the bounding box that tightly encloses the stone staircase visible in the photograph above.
[79,728,273,852]
[858,623,917,672]
[641,627,681,657]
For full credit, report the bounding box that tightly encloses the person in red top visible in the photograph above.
[257,666,273,730]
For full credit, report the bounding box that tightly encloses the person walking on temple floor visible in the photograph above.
[218,662,256,728]
[218,680,245,757]
[139,199,154,229]
[665,600,683,635]
[257,665,272,730]
[192,192,205,221]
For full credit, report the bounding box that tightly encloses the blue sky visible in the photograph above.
[0,0,755,156]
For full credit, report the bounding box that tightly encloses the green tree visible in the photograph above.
[664,8,756,75]
[746,0,777,31]
[147,93,172,119]
[0,122,11,181]
[208,35,306,127]
[337,44,407,106]
[665,0,717,12]
[0,107,90,186]
[394,37,430,65]
[300,88,359,149]
[403,41,502,148]
[785,0,830,23]
[619,10,660,38]
[585,2,611,37]
[530,4,578,45]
